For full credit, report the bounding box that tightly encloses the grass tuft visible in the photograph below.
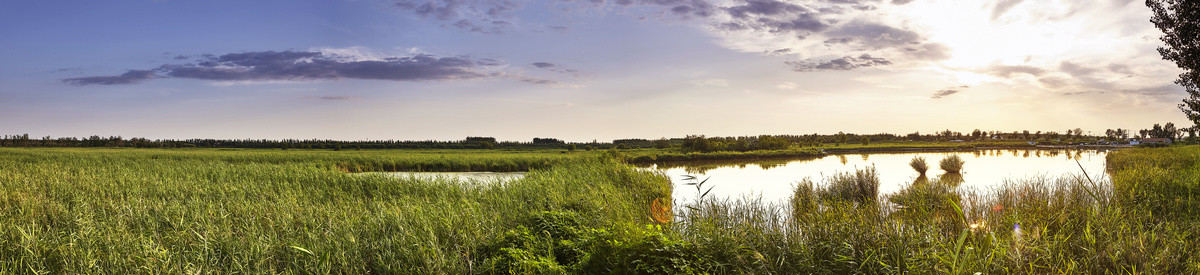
[940,154,965,173]
[910,156,929,175]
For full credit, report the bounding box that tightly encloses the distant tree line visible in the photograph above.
[0,135,581,150]
[8,125,1190,151]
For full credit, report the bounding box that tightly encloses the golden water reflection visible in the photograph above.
[651,149,1112,205]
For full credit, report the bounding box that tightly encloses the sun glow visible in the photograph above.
[898,0,1086,68]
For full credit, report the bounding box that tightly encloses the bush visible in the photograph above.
[825,167,880,204]
[793,167,881,207]
[792,179,818,216]
[887,177,961,225]
[940,154,964,173]
[909,156,928,175]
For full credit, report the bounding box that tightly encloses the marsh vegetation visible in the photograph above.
[0,146,1197,273]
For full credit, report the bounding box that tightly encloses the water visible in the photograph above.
[649,149,1112,206]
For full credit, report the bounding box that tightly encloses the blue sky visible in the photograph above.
[0,0,1188,141]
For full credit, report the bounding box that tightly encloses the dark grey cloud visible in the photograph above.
[64,50,558,86]
[764,48,793,55]
[720,0,829,34]
[931,89,959,99]
[393,0,523,33]
[555,0,717,18]
[826,21,922,49]
[991,0,1025,21]
[530,61,584,75]
[852,4,876,11]
[725,0,806,18]
[789,54,892,71]
[64,70,158,86]
[159,51,487,82]
[1108,64,1133,75]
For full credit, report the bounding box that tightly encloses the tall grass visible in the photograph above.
[0,148,670,273]
[670,166,1200,273]
[910,156,929,175]
[940,154,965,173]
[818,167,881,205]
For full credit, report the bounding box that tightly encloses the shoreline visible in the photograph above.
[632,145,1124,165]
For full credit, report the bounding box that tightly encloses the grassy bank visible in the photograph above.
[0,147,579,172]
[0,148,670,273]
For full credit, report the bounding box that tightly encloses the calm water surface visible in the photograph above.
[650,149,1112,205]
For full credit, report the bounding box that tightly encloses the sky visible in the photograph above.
[0,0,1188,142]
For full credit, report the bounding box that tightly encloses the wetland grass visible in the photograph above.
[3,146,1200,273]
[940,154,965,173]
[910,156,929,175]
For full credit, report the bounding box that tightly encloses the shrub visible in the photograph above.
[909,156,928,175]
[792,179,818,216]
[940,154,965,173]
[819,167,881,205]
[887,178,961,224]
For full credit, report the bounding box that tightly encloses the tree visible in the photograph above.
[1148,0,1200,127]
[653,138,671,149]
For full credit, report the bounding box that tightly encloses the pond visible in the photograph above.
[648,149,1112,206]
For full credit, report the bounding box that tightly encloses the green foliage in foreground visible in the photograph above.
[0,148,669,273]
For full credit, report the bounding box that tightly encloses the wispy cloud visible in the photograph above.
[931,89,959,99]
[63,49,560,86]
[64,70,158,85]
[789,54,892,71]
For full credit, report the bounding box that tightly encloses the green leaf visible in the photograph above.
[290,245,315,256]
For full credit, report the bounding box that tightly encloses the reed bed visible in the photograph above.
[940,154,965,173]
[0,148,669,273]
[910,156,929,175]
[2,146,1199,273]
